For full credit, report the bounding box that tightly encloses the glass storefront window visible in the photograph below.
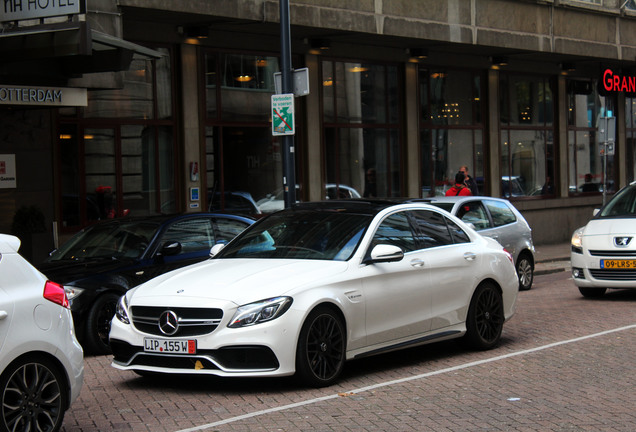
[83,50,172,119]
[210,54,279,122]
[626,97,636,182]
[500,74,553,127]
[500,74,555,198]
[322,60,402,197]
[427,70,481,126]
[501,130,553,197]
[419,68,484,196]
[205,126,282,215]
[567,80,615,194]
[59,46,177,228]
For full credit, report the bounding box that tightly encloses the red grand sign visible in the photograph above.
[602,68,636,93]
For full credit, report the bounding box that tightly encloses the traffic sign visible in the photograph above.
[271,94,295,136]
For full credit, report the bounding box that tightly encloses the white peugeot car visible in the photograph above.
[111,201,518,387]
[0,234,84,431]
[571,181,636,297]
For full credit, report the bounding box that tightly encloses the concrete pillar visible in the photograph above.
[405,62,420,197]
[557,75,569,198]
[180,43,201,212]
[487,68,500,197]
[304,54,323,202]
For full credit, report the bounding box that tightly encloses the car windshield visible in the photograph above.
[218,209,372,261]
[46,221,159,261]
[598,185,636,218]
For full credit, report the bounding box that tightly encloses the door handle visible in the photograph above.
[410,259,425,267]
[463,252,477,261]
[0,311,7,320]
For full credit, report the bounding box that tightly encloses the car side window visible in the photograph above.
[446,218,470,244]
[410,210,453,249]
[162,218,215,255]
[371,212,417,253]
[214,218,250,243]
[484,200,516,227]
[456,201,491,230]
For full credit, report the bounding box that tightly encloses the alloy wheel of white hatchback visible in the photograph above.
[295,307,346,387]
[0,356,68,432]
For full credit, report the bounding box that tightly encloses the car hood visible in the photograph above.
[129,259,349,306]
[582,218,636,249]
[37,258,138,285]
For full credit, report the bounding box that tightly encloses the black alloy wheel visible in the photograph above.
[85,292,121,355]
[296,307,346,387]
[0,356,68,432]
[516,253,534,291]
[463,282,504,350]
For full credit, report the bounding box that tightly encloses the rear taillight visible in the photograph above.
[43,281,70,309]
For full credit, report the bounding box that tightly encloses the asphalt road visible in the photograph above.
[62,270,636,431]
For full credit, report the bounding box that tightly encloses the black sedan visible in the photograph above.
[38,213,253,354]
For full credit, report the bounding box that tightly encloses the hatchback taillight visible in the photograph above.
[43,281,70,309]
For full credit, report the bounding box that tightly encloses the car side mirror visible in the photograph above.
[209,243,226,258]
[160,241,182,257]
[363,244,404,264]
[593,208,600,216]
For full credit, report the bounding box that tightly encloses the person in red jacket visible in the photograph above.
[445,172,472,196]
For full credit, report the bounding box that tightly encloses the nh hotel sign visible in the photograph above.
[1,1,87,107]
[2,0,84,21]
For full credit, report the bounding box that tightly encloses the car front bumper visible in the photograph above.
[571,251,636,289]
[109,308,305,378]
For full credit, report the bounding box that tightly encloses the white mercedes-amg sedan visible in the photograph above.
[110,200,518,387]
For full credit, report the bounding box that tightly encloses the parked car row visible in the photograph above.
[12,181,633,427]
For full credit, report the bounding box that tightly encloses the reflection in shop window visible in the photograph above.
[567,80,615,195]
[208,53,279,122]
[322,60,402,198]
[59,47,176,228]
[419,68,484,196]
[500,74,556,199]
[625,97,636,182]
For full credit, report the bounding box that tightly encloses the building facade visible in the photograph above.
[2,0,636,262]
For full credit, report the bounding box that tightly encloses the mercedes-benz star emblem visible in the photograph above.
[158,310,179,335]
[614,236,633,247]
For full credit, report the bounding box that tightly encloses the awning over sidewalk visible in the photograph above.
[0,22,163,83]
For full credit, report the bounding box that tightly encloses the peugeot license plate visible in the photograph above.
[143,338,196,354]
[600,259,636,269]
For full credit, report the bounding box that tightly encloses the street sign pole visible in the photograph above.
[279,0,296,207]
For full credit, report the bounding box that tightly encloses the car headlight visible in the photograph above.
[115,294,130,324]
[228,297,292,328]
[571,227,585,253]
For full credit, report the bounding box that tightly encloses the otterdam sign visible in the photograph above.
[0,85,87,107]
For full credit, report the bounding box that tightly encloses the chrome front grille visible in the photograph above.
[589,269,636,281]
[130,306,223,337]
[589,250,636,257]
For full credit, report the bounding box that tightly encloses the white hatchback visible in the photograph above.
[571,181,636,297]
[111,201,518,387]
[0,234,84,431]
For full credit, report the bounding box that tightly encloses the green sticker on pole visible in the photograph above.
[271,94,295,136]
